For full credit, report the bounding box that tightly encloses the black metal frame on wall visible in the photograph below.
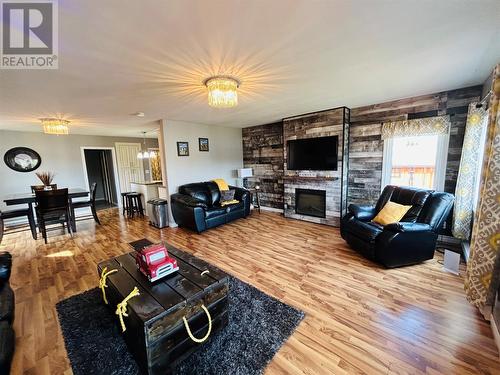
[282,106,350,227]
[340,107,350,218]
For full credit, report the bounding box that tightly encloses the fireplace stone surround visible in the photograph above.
[283,107,350,226]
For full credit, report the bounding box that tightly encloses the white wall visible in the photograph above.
[0,130,158,209]
[160,120,243,225]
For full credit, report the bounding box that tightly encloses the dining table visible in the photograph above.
[3,188,90,239]
[3,188,89,210]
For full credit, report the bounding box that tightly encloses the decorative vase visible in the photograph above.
[44,185,52,191]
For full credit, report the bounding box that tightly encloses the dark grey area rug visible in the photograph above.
[56,276,304,375]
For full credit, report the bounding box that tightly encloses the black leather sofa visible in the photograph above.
[340,185,454,268]
[0,252,14,375]
[171,181,251,233]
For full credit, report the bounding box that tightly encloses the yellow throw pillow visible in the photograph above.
[212,178,229,191]
[220,199,239,207]
[372,201,412,226]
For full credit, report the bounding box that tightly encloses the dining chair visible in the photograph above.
[0,208,37,244]
[69,182,101,232]
[35,188,72,244]
[31,184,57,193]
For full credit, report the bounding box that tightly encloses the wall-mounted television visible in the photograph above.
[287,136,338,171]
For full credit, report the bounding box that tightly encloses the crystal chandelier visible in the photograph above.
[40,118,70,135]
[204,76,239,108]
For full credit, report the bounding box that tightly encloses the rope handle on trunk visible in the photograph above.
[116,287,140,332]
[183,304,212,343]
[99,267,118,305]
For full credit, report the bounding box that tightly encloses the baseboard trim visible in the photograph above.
[491,316,500,359]
[257,206,284,213]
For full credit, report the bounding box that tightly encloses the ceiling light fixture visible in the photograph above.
[40,118,70,135]
[137,131,151,159]
[204,76,239,108]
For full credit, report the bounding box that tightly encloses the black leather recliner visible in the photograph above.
[171,181,251,233]
[0,252,14,375]
[340,185,454,268]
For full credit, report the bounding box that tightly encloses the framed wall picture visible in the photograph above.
[177,142,189,156]
[199,138,209,152]
[4,147,42,172]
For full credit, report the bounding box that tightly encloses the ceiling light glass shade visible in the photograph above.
[137,151,152,159]
[40,118,70,135]
[205,76,239,108]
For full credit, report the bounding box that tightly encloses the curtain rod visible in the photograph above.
[476,91,491,108]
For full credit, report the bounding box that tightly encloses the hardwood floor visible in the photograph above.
[1,209,499,374]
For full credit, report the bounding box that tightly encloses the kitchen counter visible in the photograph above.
[130,181,162,186]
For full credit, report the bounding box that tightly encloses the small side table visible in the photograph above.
[248,188,261,214]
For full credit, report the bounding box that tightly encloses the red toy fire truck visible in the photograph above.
[135,243,179,282]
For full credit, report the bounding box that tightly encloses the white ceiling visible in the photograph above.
[0,0,499,137]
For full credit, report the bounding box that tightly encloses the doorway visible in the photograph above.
[81,148,120,209]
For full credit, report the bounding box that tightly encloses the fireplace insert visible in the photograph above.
[295,189,326,218]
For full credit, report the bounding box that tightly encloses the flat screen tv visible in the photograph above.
[287,136,338,171]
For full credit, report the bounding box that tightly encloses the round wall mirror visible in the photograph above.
[4,147,42,172]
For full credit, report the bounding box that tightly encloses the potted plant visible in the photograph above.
[35,171,55,190]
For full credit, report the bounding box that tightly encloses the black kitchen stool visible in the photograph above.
[126,193,144,218]
[121,192,134,215]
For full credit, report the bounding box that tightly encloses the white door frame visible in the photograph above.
[80,146,122,207]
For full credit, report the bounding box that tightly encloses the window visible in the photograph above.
[382,134,449,190]
[149,251,166,264]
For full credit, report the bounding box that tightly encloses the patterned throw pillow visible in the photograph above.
[220,189,235,202]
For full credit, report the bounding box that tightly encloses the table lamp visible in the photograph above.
[237,168,253,188]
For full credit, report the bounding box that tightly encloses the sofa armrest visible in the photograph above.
[384,222,433,233]
[170,195,207,233]
[229,186,249,201]
[0,252,12,283]
[171,194,208,209]
[229,186,251,216]
[348,204,376,221]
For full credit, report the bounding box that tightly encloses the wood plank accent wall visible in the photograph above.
[283,107,349,226]
[241,85,482,219]
[348,85,482,206]
[242,122,284,209]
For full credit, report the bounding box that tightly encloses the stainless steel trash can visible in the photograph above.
[148,199,169,229]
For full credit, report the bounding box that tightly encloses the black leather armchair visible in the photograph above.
[340,185,454,268]
[0,252,14,375]
[171,181,251,233]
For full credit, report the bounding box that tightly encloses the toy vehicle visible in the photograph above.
[135,243,179,282]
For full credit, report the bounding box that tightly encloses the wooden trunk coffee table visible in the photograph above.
[97,239,229,374]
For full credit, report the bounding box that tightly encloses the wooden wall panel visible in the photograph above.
[282,107,349,226]
[349,85,482,206]
[242,122,284,209]
[241,85,482,215]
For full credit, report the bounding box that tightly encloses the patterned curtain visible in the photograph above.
[465,63,500,314]
[381,115,450,140]
[452,104,489,240]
